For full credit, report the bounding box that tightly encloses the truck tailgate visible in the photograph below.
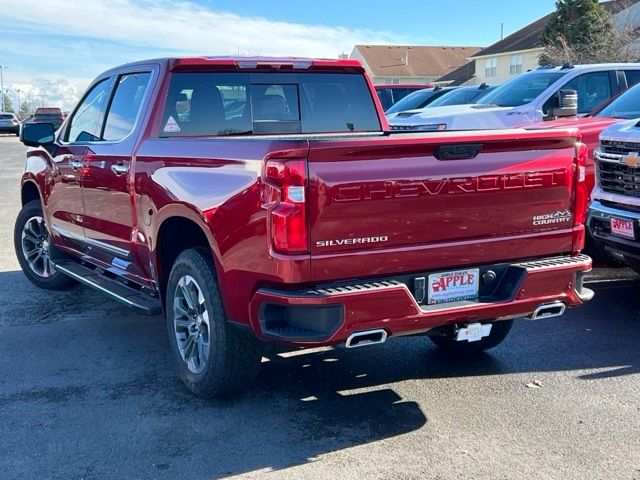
[307,129,580,282]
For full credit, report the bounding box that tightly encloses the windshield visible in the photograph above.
[385,89,443,114]
[596,84,640,119]
[428,87,497,107]
[476,71,567,107]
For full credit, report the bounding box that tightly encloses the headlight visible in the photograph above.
[391,123,447,132]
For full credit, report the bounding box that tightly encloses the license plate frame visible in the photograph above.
[427,268,480,305]
[610,217,635,240]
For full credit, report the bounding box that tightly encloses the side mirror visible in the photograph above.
[20,122,55,147]
[547,89,578,118]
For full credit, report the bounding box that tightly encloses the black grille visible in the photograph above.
[598,160,640,197]
[601,139,640,155]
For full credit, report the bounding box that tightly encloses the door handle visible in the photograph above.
[111,163,128,176]
[70,159,83,170]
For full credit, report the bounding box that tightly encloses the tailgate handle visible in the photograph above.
[435,143,482,160]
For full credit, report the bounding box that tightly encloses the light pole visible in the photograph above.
[0,66,6,112]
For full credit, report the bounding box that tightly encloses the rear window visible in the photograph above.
[161,72,380,136]
[35,108,61,115]
[0,114,14,120]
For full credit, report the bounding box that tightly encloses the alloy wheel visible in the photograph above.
[21,216,55,278]
[173,275,211,374]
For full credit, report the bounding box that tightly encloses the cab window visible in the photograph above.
[102,72,151,141]
[66,78,111,142]
[561,72,612,114]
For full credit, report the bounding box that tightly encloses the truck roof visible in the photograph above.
[106,56,364,73]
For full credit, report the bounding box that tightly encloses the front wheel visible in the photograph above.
[165,248,263,398]
[14,200,75,290]
[428,319,514,355]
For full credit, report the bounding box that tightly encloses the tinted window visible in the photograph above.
[103,72,151,141]
[162,72,380,136]
[35,108,61,115]
[597,83,640,119]
[561,71,611,114]
[0,114,14,120]
[66,79,111,142]
[624,70,640,89]
[386,89,438,114]
[376,89,393,110]
[477,71,566,107]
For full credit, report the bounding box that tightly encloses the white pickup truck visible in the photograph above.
[388,64,640,131]
[588,119,640,272]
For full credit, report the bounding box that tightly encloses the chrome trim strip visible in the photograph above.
[589,200,640,221]
[594,149,623,163]
[51,224,131,259]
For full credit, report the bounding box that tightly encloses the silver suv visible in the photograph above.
[0,112,19,136]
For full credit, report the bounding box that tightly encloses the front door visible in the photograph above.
[48,77,112,252]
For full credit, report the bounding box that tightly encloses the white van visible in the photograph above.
[388,64,640,131]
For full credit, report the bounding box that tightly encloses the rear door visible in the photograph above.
[81,67,155,279]
[307,130,579,282]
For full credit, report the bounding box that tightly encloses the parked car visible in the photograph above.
[16,56,592,398]
[389,64,640,131]
[385,86,457,115]
[375,83,434,111]
[386,84,498,120]
[0,112,20,135]
[32,107,65,130]
[588,119,640,273]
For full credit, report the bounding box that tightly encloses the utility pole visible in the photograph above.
[15,88,21,119]
[0,66,6,112]
[36,94,46,107]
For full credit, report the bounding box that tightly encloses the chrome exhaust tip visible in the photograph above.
[345,329,388,349]
[528,301,566,320]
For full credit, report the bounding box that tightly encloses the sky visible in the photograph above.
[0,0,557,110]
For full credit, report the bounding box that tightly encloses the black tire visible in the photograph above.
[428,319,514,355]
[14,200,76,290]
[165,248,263,398]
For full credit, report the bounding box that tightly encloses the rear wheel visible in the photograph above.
[14,200,75,290]
[428,319,514,355]
[165,248,263,398]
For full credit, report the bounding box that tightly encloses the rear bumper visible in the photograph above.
[588,200,640,260]
[248,254,593,347]
[0,126,19,134]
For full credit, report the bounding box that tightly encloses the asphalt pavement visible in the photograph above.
[0,135,639,480]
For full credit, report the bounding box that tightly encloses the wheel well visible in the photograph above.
[156,216,211,298]
[21,182,40,206]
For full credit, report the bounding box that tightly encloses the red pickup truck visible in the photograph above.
[16,57,592,398]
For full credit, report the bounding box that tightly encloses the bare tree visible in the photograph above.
[540,0,640,66]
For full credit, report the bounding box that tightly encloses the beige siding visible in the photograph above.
[470,49,543,85]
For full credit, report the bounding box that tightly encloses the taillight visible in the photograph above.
[263,158,308,254]
[574,142,588,226]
